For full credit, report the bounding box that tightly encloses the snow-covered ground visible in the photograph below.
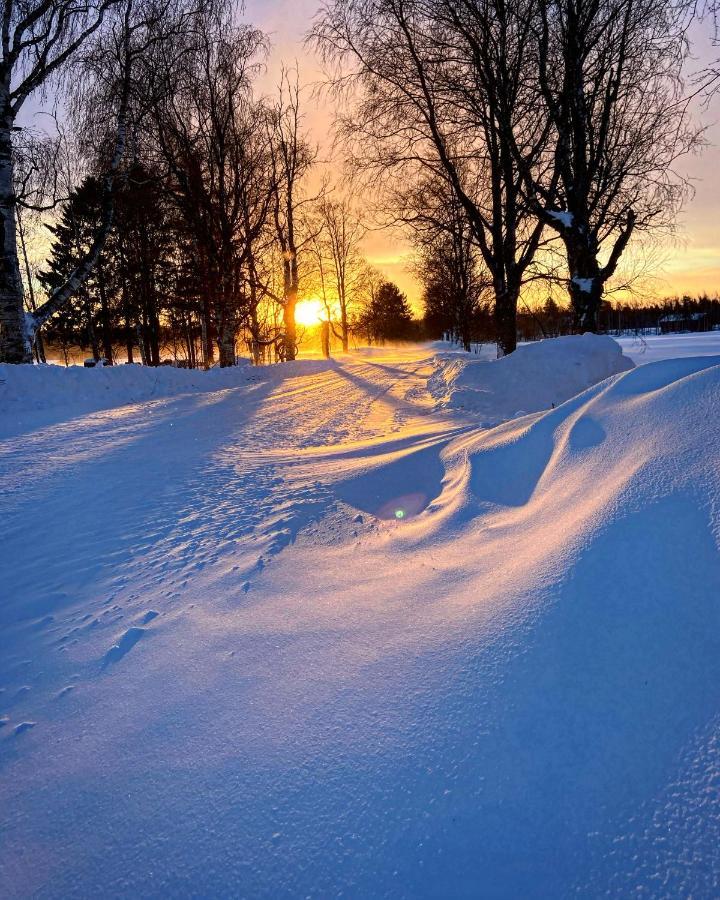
[613,330,720,365]
[1,335,719,897]
[436,329,720,367]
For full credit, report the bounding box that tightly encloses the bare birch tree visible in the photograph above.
[317,196,365,351]
[0,0,125,362]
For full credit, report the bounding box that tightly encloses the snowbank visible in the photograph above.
[429,332,633,422]
[0,360,241,414]
[0,357,336,420]
[1,336,631,428]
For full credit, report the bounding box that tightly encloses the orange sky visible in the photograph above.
[258,4,720,309]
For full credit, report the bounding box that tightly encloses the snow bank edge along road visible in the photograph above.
[0,333,633,426]
[0,355,331,418]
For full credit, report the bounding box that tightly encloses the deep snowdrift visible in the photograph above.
[429,332,633,421]
[1,344,719,897]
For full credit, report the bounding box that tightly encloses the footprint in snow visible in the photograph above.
[141,610,159,624]
[103,627,146,667]
[13,722,36,736]
[7,686,31,707]
[0,716,9,728]
[54,686,75,700]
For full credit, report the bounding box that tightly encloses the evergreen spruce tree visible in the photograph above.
[368,281,414,341]
[40,177,117,362]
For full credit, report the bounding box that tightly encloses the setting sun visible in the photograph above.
[294,297,326,327]
[295,297,341,327]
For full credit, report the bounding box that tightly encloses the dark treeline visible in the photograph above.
[1,0,416,366]
[425,292,720,346]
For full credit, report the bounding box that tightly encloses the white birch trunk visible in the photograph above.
[0,89,32,364]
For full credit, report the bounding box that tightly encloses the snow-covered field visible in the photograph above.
[617,330,720,365]
[1,334,719,897]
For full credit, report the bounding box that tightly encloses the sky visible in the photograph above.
[247,0,720,310]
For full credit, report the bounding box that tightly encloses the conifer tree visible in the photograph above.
[364,281,414,342]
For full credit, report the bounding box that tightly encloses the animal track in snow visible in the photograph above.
[103,627,146,667]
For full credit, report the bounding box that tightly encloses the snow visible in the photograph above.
[2,337,720,897]
[617,330,720,365]
[0,356,261,416]
[428,333,632,423]
[547,208,574,228]
[571,275,596,292]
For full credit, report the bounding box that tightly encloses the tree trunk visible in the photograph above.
[123,288,134,363]
[494,285,518,357]
[282,252,298,361]
[139,220,160,365]
[0,116,31,364]
[87,296,100,362]
[283,296,297,361]
[564,239,603,332]
[340,306,349,352]
[34,329,46,364]
[147,298,161,365]
[217,312,236,367]
[338,285,349,352]
[97,263,114,364]
[118,240,134,363]
[320,320,330,358]
[16,205,45,363]
[568,276,603,332]
[201,297,214,368]
[184,313,196,368]
[247,261,262,365]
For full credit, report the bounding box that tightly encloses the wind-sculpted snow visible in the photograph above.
[428,332,633,422]
[1,343,719,898]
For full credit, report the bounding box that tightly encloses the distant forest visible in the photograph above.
[427,294,720,348]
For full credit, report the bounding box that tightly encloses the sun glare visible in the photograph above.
[295,298,327,327]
